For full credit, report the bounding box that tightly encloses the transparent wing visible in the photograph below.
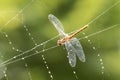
[70,38,85,62]
[48,14,66,37]
[65,41,76,67]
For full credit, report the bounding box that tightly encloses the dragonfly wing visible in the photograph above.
[48,14,66,37]
[65,41,76,67]
[70,38,85,62]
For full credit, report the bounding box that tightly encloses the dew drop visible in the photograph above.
[16,49,19,52]
[43,49,45,52]
[12,47,15,50]
[46,66,49,69]
[102,66,104,69]
[44,61,47,64]
[98,54,100,56]
[101,62,103,65]
[22,58,24,60]
[28,33,31,36]
[5,35,8,37]
[48,71,51,74]
[85,36,88,38]
[13,56,16,59]
[3,71,6,74]
[4,74,7,77]
[35,44,37,46]
[93,47,96,50]
[88,40,91,42]
[9,42,12,44]
[82,32,85,35]
[1,56,3,58]
[42,55,45,60]
[100,59,103,62]
[50,75,53,79]
[25,64,28,67]
[102,71,104,74]
[24,25,26,28]
[73,71,76,74]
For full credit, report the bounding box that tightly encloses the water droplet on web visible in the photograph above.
[0,55,3,58]
[42,49,45,52]
[44,61,47,64]
[85,36,88,38]
[50,75,53,79]
[31,37,34,40]
[25,64,28,67]
[4,74,7,77]
[46,66,49,69]
[102,66,104,69]
[22,58,24,60]
[48,71,51,74]
[28,33,31,36]
[98,54,100,56]
[9,42,12,44]
[3,71,6,74]
[16,49,19,52]
[73,71,76,74]
[40,43,44,46]
[35,44,37,46]
[88,39,90,42]
[97,54,105,76]
[12,47,15,50]
[101,62,103,65]
[42,58,45,60]
[41,55,53,80]
[1,1,119,79]
[88,39,92,44]
[93,47,96,50]
[102,71,104,74]
[13,56,16,59]
[100,59,103,62]
[73,71,78,80]
[35,51,39,53]
[82,32,85,35]
[5,34,8,37]
[24,25,26,28]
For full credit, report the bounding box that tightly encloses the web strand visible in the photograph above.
[87,1,120,25]
[1,31,22,53]
[0,0,34,31]
[3,68,8,80]
[0,1,119,68]
[22,18,54,80]
[82,31,105,77]
[0,1,119,80]
[0,24,118,67]
[24,59,33,80]
[1,1,119,65]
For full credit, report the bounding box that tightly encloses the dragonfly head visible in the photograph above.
[57,39,63,46]
[57,37,70,46]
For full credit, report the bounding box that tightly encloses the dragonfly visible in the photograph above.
[48,14,88,67]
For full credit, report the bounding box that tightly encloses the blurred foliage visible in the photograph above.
[0,0,120,80]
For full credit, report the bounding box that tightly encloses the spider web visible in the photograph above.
[0,0,120,80]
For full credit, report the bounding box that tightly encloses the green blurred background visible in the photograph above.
[0,0,120,80]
